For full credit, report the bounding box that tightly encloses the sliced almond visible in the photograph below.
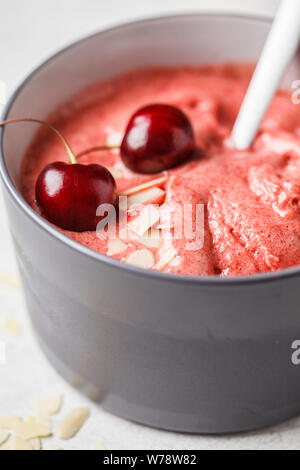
[129,205,160,237]
[156,247,177,270]
[0,273,21,289]
[36,394,63,417]
[121,176,167,196]
[107,239,128,256]
[91,441,106,450]
[107,167,123,179]
[0,430,9,446]
[0,416,21,430]
[126,249,155,269]
[0,436,33,451]
[45,444,62,450]
[106,130,123,152]
[121,227,161,249]
[35,415,52,428]
[169,256,182,267]
[140,228,161,249]
[120,228,139,242]
[1,316,20,337]
[127,187,165,209]
[55,407,90,440]
[29,438,41,450]
[12,416,52,440]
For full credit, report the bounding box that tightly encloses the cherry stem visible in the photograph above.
[0,117,78,164]
[76,145,120,159]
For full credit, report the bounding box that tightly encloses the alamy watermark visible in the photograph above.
[291,340,300,365]
[292,80,300,105]
[96,198,205,251]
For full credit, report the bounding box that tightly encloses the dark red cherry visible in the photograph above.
[120,104,196,174]
[36,162,117,232]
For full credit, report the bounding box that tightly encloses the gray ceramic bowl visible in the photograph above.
[1,13,300,434]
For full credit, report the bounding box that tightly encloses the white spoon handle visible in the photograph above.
[232,0,300,150]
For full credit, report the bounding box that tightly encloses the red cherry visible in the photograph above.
[36,162,117,232]
[0,117,119,233]
[120,104,196,174]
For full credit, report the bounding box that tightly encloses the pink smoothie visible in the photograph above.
[21,65,300,276]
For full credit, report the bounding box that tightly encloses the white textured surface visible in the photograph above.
[2,0,300,451]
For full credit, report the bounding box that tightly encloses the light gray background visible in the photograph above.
[2,0,300,451]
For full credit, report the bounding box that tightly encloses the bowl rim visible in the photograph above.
[2,11,300,287]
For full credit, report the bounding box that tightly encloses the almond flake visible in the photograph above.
[0,436,33,451]
[91,441,106,450]
[169,256,182,267]
[106,131,123,152]
[140,228,161,249]
[35,414,52,427]
[0,430,9,446]
[0,273,21,289]
[129,205,160,237]
[120,228,139,242]
[29,438,41,450]
[12,416,52,440]
[0,416,21,429]
[156,247,178,270]
[36,394,63,416]
[127,187,165,208]
[55,407,90,440]
[107,239,128,256]
[121,176,167,196]
[1,316,20,337]
[45,444,62,450]
[121,227,161,249]
[126,249,155,269]
[107,167,123,179]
